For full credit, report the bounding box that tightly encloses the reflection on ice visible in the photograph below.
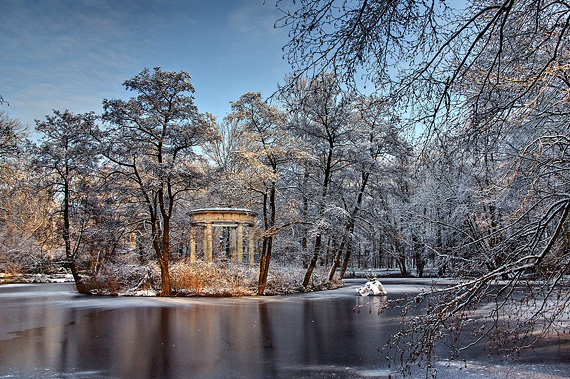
[0,280,569,379]
[0,281,403,378]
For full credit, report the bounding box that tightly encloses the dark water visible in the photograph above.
[0,280,569,378]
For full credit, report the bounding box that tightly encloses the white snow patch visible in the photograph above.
[124,289,159,297]
[356,279,388,296]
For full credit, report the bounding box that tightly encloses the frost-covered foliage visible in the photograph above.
[80,261,342,297]
[264,265,344,294]
[0,112,51,277]
[279,0,570,374]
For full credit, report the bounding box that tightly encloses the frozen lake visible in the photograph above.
[0,279,569,378]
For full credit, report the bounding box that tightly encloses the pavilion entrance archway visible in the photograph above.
[188,208,257,265]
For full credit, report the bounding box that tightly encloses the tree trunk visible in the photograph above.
[63,181,87,292]
[328,237,346,281]
[153,212,171,296]
[330,172,368,281]
[303,143,334,288]
[258,237,268,292]
[339,241,353,279]
[159,258,171,296]
[155,236,172,296]
[258,237,273,295]
[301,169,309,268]
[397,253,408,277]
[63,177,84,290]
[303,233,322,288]
[258,183,276,295]
[413,233,425,278]
[160,213,172,296]
[69,262,83,292]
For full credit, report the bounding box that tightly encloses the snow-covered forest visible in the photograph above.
[0,69,416,295]
[1,0,570,371]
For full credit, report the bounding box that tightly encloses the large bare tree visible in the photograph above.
[101,67,217,296]
[279,74,355,288]
[34,110,99,288]
[226,92,292,295]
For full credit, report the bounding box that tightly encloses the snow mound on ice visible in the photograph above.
[356,279,387,296]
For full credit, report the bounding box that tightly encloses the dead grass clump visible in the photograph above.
[170,260,257,296]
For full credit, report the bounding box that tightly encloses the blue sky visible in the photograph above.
[0,0,292,128]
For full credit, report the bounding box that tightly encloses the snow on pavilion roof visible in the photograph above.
[188,208,257,215]
[188,208,257,225]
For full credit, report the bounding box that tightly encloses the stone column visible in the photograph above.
[190,226,196,264]
[237,222,243,264]
[204,222,213,262]
[230,227,237,263]
[249,226,255,265]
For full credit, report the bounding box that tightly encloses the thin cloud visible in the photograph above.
[0,0,291,127]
